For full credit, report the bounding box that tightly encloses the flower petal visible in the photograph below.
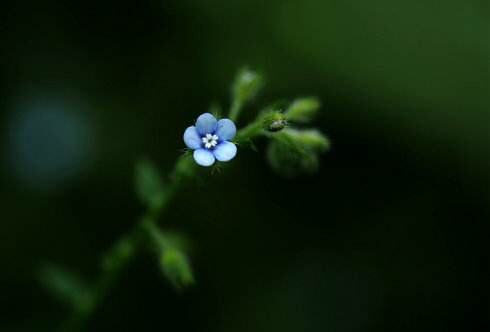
[215,119,236,141]
[193,149,215,166]
[213,141,237,162]
[183,126,202,150]
[195,113,217,135]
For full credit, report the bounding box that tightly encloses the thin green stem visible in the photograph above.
[229,99,242,122]
[235,121,263,143]
[57,168,187,331]
[57,116,268,331]
[57,229,142,331]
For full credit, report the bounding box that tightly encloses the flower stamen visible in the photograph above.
[202,133,219,149]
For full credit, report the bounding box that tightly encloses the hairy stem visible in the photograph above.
[57,117,266,331]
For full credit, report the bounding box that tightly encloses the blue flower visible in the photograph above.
[183,113,237,167]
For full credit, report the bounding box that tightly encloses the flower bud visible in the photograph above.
[160,248,194,290]
[262,111,287,132]
[284,128,330,152]
[285,97,321,123]
[232,68,263,106]
[266,128,330,178]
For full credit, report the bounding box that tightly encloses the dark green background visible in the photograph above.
[1,0,488,331]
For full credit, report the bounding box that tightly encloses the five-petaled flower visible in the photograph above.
[183,113,237,167]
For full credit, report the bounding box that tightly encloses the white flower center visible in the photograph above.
[202,133,219,149]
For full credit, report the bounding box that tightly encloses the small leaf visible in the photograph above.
[142,220,194,290]
[172,155,198,183]
[101,236,135,272]
[135,159,165,211]
[39,264,93,310]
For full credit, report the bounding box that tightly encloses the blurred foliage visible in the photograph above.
[230,67,263,121]
[135,159,166,212]
[268,129,330,177]
[285,97,321,123]
[143,219,195,290]
[0,0,488,331]
[39,264,92,311]
[160,249,195,290]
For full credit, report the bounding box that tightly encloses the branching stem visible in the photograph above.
[57,117,267,332]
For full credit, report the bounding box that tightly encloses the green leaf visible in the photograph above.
[171,154,197,183]
[135,159,165,211]
[39,264,93,310]
[101,236,135,272]
[142,220,194,291]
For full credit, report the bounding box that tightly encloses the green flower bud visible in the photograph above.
[283,128,330,152]
[232,68,263,105]
[285,97,321,123]
[229,68,263,121]
[160,248,194,291]
[262,111,287,132]
[267,128,330,178]
[267,139,319,177]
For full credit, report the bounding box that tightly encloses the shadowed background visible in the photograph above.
[0,0,488,331]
